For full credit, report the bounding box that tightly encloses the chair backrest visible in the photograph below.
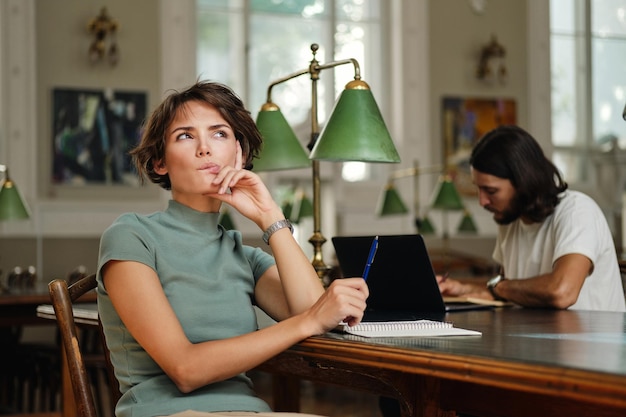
[49,273,120,417]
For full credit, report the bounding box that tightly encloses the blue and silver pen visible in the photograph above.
[362,235,379,281]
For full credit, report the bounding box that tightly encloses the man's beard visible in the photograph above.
[488,197,523,225]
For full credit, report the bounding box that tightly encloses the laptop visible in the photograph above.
[331,234,491,322]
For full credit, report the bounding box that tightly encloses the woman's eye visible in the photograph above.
[176,132,192,140]
[213,130,228,140]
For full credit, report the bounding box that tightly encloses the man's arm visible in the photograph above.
[492,253,591,309]
[438,253,591,309]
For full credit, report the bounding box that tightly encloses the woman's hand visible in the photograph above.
[300,278,369,334]
[208,142,282,228]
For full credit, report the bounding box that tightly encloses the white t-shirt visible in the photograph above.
[493,190,626,312]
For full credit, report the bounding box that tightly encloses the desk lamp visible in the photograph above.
[278,186,314,225]
[255,43,400,280]
[377,161,441,234]
[378,183,409,215]
[431,176,465,270]
[457,208,478,233]
[415,213,435,235]
[0,164,30,293]
[290,189,314,224]
[0,165,30,221]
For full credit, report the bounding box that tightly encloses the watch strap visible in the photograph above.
[262,219,293,244]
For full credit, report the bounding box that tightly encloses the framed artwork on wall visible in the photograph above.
[442,96,517,195]
[52,87,147,186]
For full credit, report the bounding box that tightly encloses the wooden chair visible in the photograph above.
[49,273,120,417]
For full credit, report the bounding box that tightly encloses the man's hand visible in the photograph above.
[437,275,493,300]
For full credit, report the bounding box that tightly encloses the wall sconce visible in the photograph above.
[476,35,506,83]
[254,43,400,280]
[87,7,120,65]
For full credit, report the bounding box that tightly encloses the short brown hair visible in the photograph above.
[130,81,262,190]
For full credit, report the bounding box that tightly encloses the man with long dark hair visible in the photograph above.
[439,125,625,311]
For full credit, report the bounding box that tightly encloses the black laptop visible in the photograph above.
[331,234,491,322]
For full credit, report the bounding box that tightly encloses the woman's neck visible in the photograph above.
[170,192,221,213]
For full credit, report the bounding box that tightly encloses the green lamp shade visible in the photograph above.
[417,215,436,234]
[292,193,314,224]
[457,210,478,233]
[377,184,408,216]
[219,210,236,230]
[281,200,294,221]
[254,106,311,171]
[431,177,464,210]
[0,180,30,221]
[309,81,401,163]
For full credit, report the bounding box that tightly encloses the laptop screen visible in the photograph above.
[331,234,447,319]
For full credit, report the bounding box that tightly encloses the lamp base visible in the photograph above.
[313,262,332,287]
[309,232,331,287]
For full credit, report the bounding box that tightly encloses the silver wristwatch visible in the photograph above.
[486,274,506,301]
[262,219,293,244]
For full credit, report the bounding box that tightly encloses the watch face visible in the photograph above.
[487,275,502,287]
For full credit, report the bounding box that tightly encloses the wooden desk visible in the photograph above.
[31,297,626,417]
[0,282,96,326]
[259,308,626,417]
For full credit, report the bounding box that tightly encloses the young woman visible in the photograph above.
[97,81,369,417]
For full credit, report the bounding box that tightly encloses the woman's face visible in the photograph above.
[154,100,240,209]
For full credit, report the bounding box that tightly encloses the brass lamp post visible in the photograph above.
[255,43,400,280]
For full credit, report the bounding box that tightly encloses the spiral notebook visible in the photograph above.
[332,234,483,337]
[337,319,481,338]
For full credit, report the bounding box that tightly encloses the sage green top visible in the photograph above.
[97,200,275,417]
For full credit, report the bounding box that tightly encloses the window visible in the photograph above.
[196,0,387,182]
[550,0,626,182]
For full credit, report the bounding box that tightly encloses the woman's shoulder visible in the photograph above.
[102,211,161,239]
[103,213,137,233]
[110,210,161,227]
[112,211,143,224]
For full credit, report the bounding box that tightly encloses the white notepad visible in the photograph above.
[338,319,482,338]
[37,303,98,324]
